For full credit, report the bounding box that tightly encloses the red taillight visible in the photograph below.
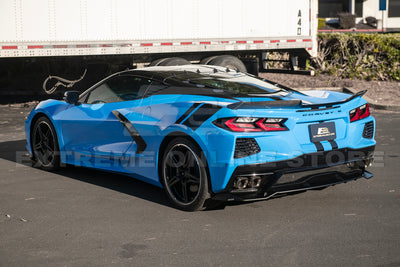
[349,108,360,122]
[213,117,288,132]
[225,118,260,132]
[359,104,370,119]
[350,104,370,122]
[256,118,288,131]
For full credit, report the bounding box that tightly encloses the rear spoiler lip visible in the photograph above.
[300,90,367,109]
[227,90,367,110]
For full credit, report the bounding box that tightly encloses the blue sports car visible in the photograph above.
[25,65,376,211]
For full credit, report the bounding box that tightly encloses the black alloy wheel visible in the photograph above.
[161,137,210,211]
[31,116,60,171]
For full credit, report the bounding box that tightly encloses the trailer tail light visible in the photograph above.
[213,117,288,132]
[349,104,370,122]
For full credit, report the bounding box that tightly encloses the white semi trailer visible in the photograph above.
[0,0,318,96]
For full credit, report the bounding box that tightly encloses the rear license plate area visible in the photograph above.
[309,122,336,142]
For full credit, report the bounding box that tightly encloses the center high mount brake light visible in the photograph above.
[213,117,288,132]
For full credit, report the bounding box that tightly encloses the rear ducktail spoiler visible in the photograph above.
[228,90,367,110]
[300,90,367,109]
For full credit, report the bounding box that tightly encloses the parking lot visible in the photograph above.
[0,104,399,266]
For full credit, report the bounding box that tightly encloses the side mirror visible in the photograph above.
[64,91,80,105]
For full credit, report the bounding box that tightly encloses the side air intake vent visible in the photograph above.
[363,121,374,139]
[234,138,261,158]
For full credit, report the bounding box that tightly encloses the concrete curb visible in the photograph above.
[296,87,400,112]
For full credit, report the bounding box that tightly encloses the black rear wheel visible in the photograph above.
[161,137,210,211]
[31,116,60,171]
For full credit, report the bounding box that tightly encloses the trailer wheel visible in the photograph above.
[150,57,190,66]
[209,55,247,72]
[200,56,218,65]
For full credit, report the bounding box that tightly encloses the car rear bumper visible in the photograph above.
[212,146,375,202]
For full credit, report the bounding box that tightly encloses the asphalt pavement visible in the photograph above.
[0,105,399,267]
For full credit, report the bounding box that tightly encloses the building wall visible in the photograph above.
[363,0,400,29]
[319,0,400,29]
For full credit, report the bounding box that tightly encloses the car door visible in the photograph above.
[59,74,153,172]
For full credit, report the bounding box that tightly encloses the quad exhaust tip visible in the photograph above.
[365,157,374,168]
[234,176,262,190]
[346,157,374,169]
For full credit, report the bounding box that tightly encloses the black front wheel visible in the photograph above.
[161,138,210,211]
[31,116,60,171]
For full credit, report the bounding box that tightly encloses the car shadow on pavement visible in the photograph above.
[0,139,174,209]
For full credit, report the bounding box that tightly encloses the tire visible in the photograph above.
[209,55,247,72]
[200,56,218,65]
[31,116,60,171]
[150,57,190,66]
[149,58,170,66]
[160,137,210,211]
